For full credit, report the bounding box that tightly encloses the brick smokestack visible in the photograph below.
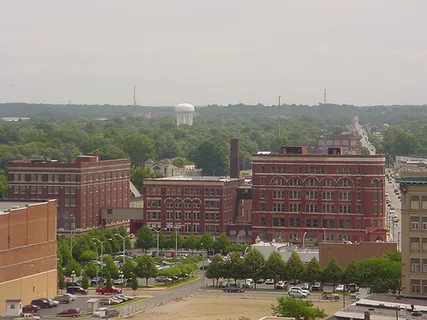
[230,138,239,178]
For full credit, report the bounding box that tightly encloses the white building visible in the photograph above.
[175,103,195,126]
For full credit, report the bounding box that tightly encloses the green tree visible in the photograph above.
[342,261,360,285]
[79,250,98,264]
[64,259,81,277]
[81,273,89,290]
[106,274,113,290]
[191,140,228,176]
[58,272,66,291]
[322,257,343,286]
[286,252,305,282]
[84,261,97,279]
[214,233,231,252]
[131,167,164,191]
[205,254,226,287]
[271,297,327,320]
[244,249,266,289]
[172,157,187,168]
[101,256,120,279]
[200,233,214,255]
[183,234,199,254]
[131,273,138,295]
[265,252,286,286]
[303,257,322,284]
[227,251,245,283]
[122,258,136,279]
[135,226,156,253]
[135,255,158,287]
[360,146,370,155]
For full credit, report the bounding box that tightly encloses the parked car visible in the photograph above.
[22,305,41,313]
[223,286,245,293]
[311,282,323,291]
[30,299,53,309]
[62,293,76,301]
[288,287,310,295]
[96,287,122,295]
[53,295,71,304]
[46,299,59,307]
[288,289,307,299]
[155,276,172,283]
[91,277,105,286]
[93,308,108,317]
[15,314,41,320]
[265,279,274,285]
[56,308,80,317]
[322,292,340,300]
[99,298,120,306]
[275,281,287,290]
[115,294,134,301]
[66,286,88,295]
[113,278,128,285]
[335,284,345,292]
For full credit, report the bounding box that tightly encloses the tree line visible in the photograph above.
[206,250,401,293]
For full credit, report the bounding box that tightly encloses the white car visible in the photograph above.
[288,286,310,295]
[62,293,76,301]
[93,308,108,317]
[288,289,307,298]
[275,281,286,289]
[265,279,274,285]
[335,284,345,292]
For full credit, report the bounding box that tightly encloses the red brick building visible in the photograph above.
[130,176,242,235]
[251,147,387,244]
[8,155,131,233]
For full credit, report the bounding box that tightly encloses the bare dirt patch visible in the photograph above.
[139,296,342,320]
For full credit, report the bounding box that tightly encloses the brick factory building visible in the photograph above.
[130,176,243,235]
[0,200,57,314]
[8,155,131,234]
[251,146,387,244]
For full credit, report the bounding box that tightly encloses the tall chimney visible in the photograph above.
[230,138,239,178]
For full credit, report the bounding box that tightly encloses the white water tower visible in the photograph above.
[175,103,195,126]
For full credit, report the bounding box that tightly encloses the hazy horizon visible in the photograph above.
[1,1,427,106]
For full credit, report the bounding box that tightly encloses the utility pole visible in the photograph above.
[278,96,281,136]
[324,88,327,104]
[133,85,136,106]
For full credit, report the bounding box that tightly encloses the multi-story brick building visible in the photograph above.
[398,172,427,296]
[130,176,242,235]
[8,154,131,233]
[0,200,57,314]
[316,132,362,154]
[251,146,387,244]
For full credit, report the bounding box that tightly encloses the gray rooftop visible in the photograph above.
[155,176,240,182]
[0,200,48,214]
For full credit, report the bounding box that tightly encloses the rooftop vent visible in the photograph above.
[30,155,52,162]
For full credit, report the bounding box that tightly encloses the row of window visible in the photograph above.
[14,185,77,195]
[410,258,427,273]
[260,190,381,201]
[410,217,427,231]
[259,166,383,175]
[259,203,382,215]
[145,187,225,196]
[146,199,219,209]
[269,232,351,242]
[410,279,427,295]
[146,223,219,233]
[258,177,382,188]
[259,217,380,229]
[13,171,128,183]
[146,211,220,221]
[410,196,427,211]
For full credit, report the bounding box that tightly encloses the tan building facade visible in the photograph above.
[319,242,397,268]
[0,200,57,313]
[398,173,427,296]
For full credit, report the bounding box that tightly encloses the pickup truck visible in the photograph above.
[95,287,122,295]
[14,314,41,320]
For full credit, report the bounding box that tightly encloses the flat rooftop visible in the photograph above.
[152,176,240,182]
[0,200,47,214]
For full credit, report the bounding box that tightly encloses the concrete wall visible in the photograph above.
[319,242,397,268]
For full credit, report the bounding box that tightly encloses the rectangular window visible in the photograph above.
[372,205,378,215]
[356,180,361,188]
[411,237,421,252]
[329,219,334,228]
[411,217,420,231]
[411,196,420,210]
[174,212,181,220]
[356,206,361,214]
[37,186,42,194]
[339,192,352,201]
[260,203,265,211]
[305,191,317,200]
[339,205,352,213]
[338,219,345,228]
[184,224,192,233]
[322,204,335,213]
[65,186,70,194]
[260,190,265,199]
[289,204,300,212]
[289,218,301,227]
[31,186,36,194]
[167,212,173,220]
[356,220,361,229]
[273,190,284,199]
[346,220,352,228]
[411,279,421,294]
[272,203,284,212]
[322,192,334,201]
[423,196,427,210]
[411,258,421,273]
[423,238,427,252]
[356,192,361,201]
[260,217,265,226]
[305,204,317,213]
[423,259,427,273]
[289,191,300,200]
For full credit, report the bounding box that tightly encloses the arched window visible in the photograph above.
[338,178,352,188]
[165,198,173,208]
[193,199,201,208]
[271,177,285,186]
[289,178,301,186]
[175,199,182,208]
[305,178,318,187]
[184,199,192,208]
[322,179,335,187]
[372,179,379,187]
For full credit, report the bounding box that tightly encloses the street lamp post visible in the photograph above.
[201,242,205,288]
[92,238,112,280]
[150,228,164,254]
[302,232,308,248]
[114,234,127,265]
[119,271,124,291]
[71,270,76,284]
[171,225,180,257]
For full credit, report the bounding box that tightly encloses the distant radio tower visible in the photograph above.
[278,95,281,136]
[133,85,136,106]
[323,89,327,104]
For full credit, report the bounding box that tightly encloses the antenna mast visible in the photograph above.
[278,95,281,136]
[324,88,327,104]
[133,85,136,106]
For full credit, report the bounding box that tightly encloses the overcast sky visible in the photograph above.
[1,0,426,106]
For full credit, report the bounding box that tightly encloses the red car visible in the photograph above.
[95,287,122,295]
[22,305,41,313]
[57,308,80,317]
